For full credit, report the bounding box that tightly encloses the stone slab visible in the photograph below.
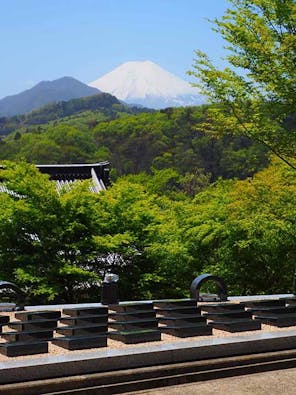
[157,316,207,326]
[153,299,196,308]
[254,315,296,327]
[0,341,48,357]
[0,316,9,325]
[155,307,200,317]
[203,311,252,319]
[200,303,245,313]
[109,303,154,313]
[109,311,156,320]
[160,325,212,337]
[210,320,261,332]
[109,319,158,331]
[59,315,108,326]
[15,311,61,321]
[242,299,286,308]
[1,329,54,342]
[52,335,107,350]
[109,329,161,344]
[249,306,296,315]
[56,324,108,336]
[7,319,58,331]
[63,307,108,317]
[0,330,296,384]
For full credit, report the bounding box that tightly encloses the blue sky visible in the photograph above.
[0,0,230,99]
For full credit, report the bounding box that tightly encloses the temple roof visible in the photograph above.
[0,162,111,194]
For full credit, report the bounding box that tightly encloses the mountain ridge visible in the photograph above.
[0,77,100,117]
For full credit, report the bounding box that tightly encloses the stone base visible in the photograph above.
[0,316,9,325]
[158,315,206,326]
[56,324,108,337]
[1,329,54,342]
[109,329,161,344]
[8,319,58,331]
[109,319,158,331]
[60,315,108,326]
[210,320,261,333]
[63,307,108,317]
[15,311,61,321]
[255,315,296,327]
[160,325,212,337]
[52,335,107,350]
[0,341,48,357]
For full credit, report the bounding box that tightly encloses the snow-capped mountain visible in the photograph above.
[89,61,203,109]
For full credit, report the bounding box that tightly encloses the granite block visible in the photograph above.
[59,315,108,326]
[62,307,108,317]
[0,341,48,357]
[56,324,108,336]
[15,311,61,321]
[1,329,54,342]
[52,335,107,350]
[109,329,161,344]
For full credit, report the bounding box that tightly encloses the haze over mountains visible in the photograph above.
[0,77,100,117]
[89,61,203,109]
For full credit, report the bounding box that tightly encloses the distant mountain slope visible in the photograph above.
[89,60,203,109]
[0,77,101,116]
[0,93,128,136]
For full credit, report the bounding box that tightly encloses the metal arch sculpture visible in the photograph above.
[190,273,228,302]
[0,280,25,310]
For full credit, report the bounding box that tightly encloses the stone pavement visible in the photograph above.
[131,367,296,395]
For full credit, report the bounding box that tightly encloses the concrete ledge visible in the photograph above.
[0,330,295,384]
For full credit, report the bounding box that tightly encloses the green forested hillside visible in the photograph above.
[0,92,150,136]
[0,106,268,182]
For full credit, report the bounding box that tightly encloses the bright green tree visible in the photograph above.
[183,160,296,295]
[189,0,296,168]
[0,162,101,302]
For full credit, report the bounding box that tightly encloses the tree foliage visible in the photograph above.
[0,160,294,303]
[189,0,296,168]
[0,106,269,182]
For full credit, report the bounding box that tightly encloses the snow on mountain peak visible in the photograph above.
[89,61,203,108]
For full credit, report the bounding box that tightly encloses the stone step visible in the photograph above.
[248,305,296,315]
[56,324,108,336]
[59,315,108,326]
[0,316,10,325]
[0,341,48,357]
[109,329,161,344]
[15,310,61,321]
[200,303,243,313]
[159,324,212,337]
[209,319,261,332]
[7,318,58,331]
[203,311,252,319]
[62,307,108,317]
[1,329,54,342]
[155,307,200,317]
[153,299,196,308]
[109,319,158,331]
[52,334,107,350]
[109,311,156,321]
[242,299,286,308]
[157,315,206,326]
[109,302,154,313]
